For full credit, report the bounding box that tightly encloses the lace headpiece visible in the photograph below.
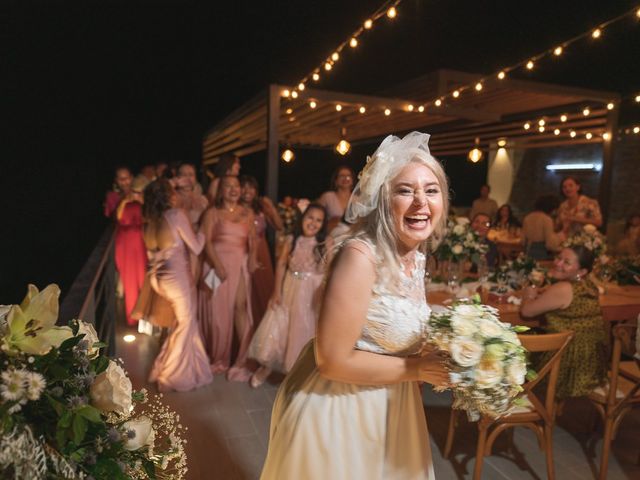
[345,131,433,223]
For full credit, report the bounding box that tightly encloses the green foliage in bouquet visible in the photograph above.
[435,217,488,264]
[0,285,187,480]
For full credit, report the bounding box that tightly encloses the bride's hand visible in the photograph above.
[416,350,450,388]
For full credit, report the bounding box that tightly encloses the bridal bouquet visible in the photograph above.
[435,217,488,264]
[427,296,532,420]
[0,284,187,480]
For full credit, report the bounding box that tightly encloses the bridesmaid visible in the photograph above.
[143,179,213,392]
[115,175,148,326]
[240,175,284,323]
[317,165,354,231]
[206,153,241,204]
[199,175,258,381]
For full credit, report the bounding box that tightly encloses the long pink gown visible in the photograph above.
[198,215,255,381]
[249,235,324,372]
[251,212,275,325]
[148,208,213,392]
[114,202,147,326]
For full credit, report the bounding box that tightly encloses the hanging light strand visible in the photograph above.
[294,0,404,91]
[425,5,640,109]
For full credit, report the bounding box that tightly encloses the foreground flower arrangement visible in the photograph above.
[0,284,187,479]
[428,296,533,421]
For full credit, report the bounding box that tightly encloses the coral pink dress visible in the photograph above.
[198,214,255,381]
[148,208,213,392]
[115,201,147,326]
[248,235,324,372]
[251,212,275,325]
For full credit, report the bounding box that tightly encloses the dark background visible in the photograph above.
[3,0,640,303]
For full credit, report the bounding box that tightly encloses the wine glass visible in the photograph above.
[447,271,460,298]
[600,265,612,294]
[424,269,432,290]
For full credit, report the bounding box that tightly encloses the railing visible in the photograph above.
[59,225,117,356]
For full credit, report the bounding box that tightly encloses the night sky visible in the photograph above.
[3,0,639,302]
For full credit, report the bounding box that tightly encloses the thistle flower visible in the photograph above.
[25,371,46,401]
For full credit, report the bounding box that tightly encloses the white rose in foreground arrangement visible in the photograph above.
[76,319,100,358]
[506,360,527,385]
[451,244,464,255]
[90,361,133,414]
[453,224,466,235]
[475,358,504,388]
[451,315,477,337]
[450,338,483,367]
[455,217,470,225]
[477,318,505,339]
[123,415,156,451]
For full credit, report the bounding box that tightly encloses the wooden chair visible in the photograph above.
[587,317,640,480]
[444,331,574,480]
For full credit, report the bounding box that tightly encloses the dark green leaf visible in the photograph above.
[58,410,73,429]
[76,405,102,423]
[46,394,64,416]
[143,459,157,479]
[93,355,109,375]
[59,334,83,351]
[72,414,88,445]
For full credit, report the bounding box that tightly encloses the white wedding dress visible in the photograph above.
[260,239,435,480]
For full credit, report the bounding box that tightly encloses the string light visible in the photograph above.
[586,132,593,139]
[298,83,305,91]
[497,71,506,80]
[331,52,340,62]
[364,19,373,29]
[538,119,546,126]
[607,102,615,110]
[387,6,397,18]
[418,105,425,113]
[583,107,590,116]
[560,114,568,122]
[350,38,358,48]
[406,104,414,111]
[309,101,317,109]
[285,108,293,114]
[475,82,483,91]
[281,149,295,163]
[635,94,640,103]
[523,122,531,130]
[434,99,442,107]
[452,90,460,98]
[291,90,298,99]
[602,132,611,140]
[592,28,602,39]
[554,128,561,135]
[384,108,391,116]
[637,7,640,18]
[570,130,577,138]
[282,89,291,98]
[312,72,320,82]
[634,126,640,134]
[335,104,342,111]
[554,46,563,56]
[359,106,366,114]
[324,62,332,71]
[526,60,534,70]
[538,126,545,133]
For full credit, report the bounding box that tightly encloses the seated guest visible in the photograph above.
[556,175,603,235]
[494,204,521,231]
[520,245,607,399]
[469,184,498,222]
[616,214,640,256]
[522,195,565,260]
[471,213,498,267]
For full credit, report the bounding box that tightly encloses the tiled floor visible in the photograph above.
[118,328,640,479]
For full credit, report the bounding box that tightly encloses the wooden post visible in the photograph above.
[266,84,281,202]
[598,103,619,231]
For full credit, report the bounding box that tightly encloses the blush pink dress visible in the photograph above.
[198,214,255,381]
[251,212,275,325]
[147,208,213,392]
[248,235,324,372]
[115,201,147,326]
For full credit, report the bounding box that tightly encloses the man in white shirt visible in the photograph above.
[469,184,498,222]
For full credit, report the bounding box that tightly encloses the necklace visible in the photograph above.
[225,205,236,213]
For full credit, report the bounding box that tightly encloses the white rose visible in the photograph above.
[475,358,504,388]
[583,224,597,234]
[453,225,466,235]
[450,338,483,367]
[478,318,505,339]
[451,244,464,255]
[450,315,477,337]
[90,361,133,414]
[506,360,527,386]
[454,304,480,319]
[122,416,155,451]
[455,217,470,225]
[76,320,100,358]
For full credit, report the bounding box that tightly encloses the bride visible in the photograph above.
[260,132,450,479]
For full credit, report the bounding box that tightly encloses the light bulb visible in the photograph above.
[282,89,290,98]
[285,108,293,114]
[538,119,545,126]
[560,114,568,122]
[497,139,507,147]
[384,108,391,116]
[406,104,414,112]
[585,132,593,139]
[554,46,563,56]
[468,147,483,163]
[539,126,545,133]
[633,126,640,134]
[309,101,317,109]
[335,104,342,111]
[387,7,397,18]
[298,82,305,91]
[435,99,442,107]
[554,129,560,136]
[281,149,295,163]
[291,90,298,99]
[331,52,339,62]
[312,72,320,81]
[452,90,460,98]
[324,62,332,71]
[635,95,640,103]
[123,334,136,343]
[526,60,534,70]
[475,82,483,91]
[524,122,531,130]
[636,7,640,18]
[359,106,366,114]
[607,102,614,110]
[335,139,351,156]
[570,130,577,138]
[592,28,601,39]
[602,132,611,140]
[350,37,358,48]
[583,107,590,116]
[364,19,373,29]
[418,105,425,112]
[497,71,506,80]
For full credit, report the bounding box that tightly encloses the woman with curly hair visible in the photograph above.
[143,179,213,392]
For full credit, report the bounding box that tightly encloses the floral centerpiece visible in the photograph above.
[435,217,488,264]
[563,224,607,259]
[488,253,547,289]
[609,255,640,285]
[0,284,187,479]
[427,296,533,420]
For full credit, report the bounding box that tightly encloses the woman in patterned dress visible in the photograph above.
[520,245,607,398]
[556,176,603,235]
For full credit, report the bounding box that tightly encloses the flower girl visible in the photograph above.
[248,204,330,387]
